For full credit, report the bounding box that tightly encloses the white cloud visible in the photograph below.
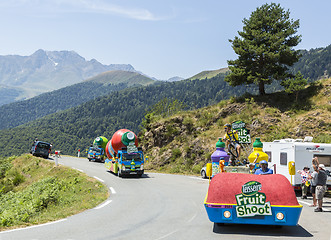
[0,0,170,21]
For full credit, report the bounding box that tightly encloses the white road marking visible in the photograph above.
[94,200,112,210]
[155,230,179,240]
[93,176,105,182]
[298,200,328,211]
[72,167,84,172]
[0,219,67,234]
[298,200,310,206]
[109,187,116,194]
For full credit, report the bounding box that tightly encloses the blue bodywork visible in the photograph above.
[204,203,302,226]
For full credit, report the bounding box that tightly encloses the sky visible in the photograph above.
[0,0,330,80]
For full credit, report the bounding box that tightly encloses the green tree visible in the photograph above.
[281,71,308,102]
[225,3,301,95]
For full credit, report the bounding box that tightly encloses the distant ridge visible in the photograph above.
[0,70,155,130]
[0,49,135,105]
[189,68,229,80]
[85,70,155,86]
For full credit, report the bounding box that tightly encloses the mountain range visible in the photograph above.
[0,45,330,157]
[0,70,156,130]
[0,49,135,105]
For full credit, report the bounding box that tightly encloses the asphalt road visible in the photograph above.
[1,156,330,240]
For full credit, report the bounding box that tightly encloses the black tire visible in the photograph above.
[228,143,239,159]
[201,170,207,179]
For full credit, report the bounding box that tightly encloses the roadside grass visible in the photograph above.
[0,154,109,231]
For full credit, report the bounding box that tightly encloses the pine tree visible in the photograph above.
[225,3,301,95]
[281,71,308,102]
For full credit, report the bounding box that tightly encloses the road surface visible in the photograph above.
[1,156,330,240]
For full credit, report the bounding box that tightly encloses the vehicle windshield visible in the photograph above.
[37,142,50,149]
[122,153,142,161]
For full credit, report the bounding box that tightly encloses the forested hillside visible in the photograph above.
[291,45,331,80]
[0,71,155,130]
[141,79,331,174]
[0,73,258,157]
[190,45,331,82]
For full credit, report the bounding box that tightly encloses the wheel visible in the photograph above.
[228,143,239,159]
[201,170,207,179]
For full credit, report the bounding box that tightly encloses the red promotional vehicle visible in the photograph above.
[204,173,302,226]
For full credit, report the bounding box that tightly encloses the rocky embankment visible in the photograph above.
[140,79,331,174]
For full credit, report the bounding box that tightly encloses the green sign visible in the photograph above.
[232,121,251,143]
[235,181,272,217]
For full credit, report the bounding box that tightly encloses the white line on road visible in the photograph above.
[93,176,105,182]
[94,200,112,210]
[155,230,179,240]
[298,200,310,206]
[298,200,328,211]
[109,187,116,194]
[72,167,84,172]
[0,219,67,234]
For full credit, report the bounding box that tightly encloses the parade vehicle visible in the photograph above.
[87,136,108,162]
[104,129,147,177]
[204,172,302,226]
[262,138,331,190]
[87,146,105,162]
[30,141,51,159]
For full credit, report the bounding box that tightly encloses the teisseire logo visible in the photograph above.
[235,181,272,217]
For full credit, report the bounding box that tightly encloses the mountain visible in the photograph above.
[189,44,331,81]
[85,70,155,86]
[291,45,331,80]
[166,76,184,82]
[0,72,256,157]
[0,49,135,105]
[0,70,155,130]
[189,68,229,80]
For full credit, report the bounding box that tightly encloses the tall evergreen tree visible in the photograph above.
[225,3,301,95]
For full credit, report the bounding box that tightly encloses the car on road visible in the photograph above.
[31,141,51,159]
[201,166,207,179]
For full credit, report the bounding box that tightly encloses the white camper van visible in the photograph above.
[263,137,331,190]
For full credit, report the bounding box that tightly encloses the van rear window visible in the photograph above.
[38,143,50,149]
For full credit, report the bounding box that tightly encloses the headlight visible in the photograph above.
[276,212,284,220]
[141,164,144,170]
[223,211,231,218]
[122,165,126,170]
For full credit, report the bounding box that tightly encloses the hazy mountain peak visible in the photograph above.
[0,50,136,105]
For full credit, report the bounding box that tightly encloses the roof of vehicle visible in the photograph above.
[206,173,300,206]
[34,141,51,146]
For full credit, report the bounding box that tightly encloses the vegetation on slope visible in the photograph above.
[0,73,260,157]
[0,71,155,130]
[140,78,331,175]
[0,155,108,230]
